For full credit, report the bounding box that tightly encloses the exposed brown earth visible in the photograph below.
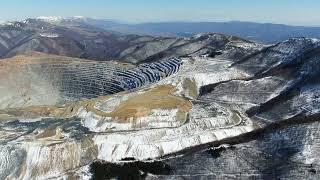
[0,85,192,123]
[106,85,192,122]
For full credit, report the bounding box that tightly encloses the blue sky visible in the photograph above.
[0,0,319,26]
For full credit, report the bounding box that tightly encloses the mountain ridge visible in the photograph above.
[0,18,261,64]
[2,17,320,44]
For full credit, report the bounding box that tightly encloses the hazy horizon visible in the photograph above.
[1,16,320,28]
[0,0,319,26]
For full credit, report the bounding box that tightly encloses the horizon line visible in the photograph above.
[1,16,320,28]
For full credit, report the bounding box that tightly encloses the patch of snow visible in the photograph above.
[36,16,63,23]
[193,33,205,39]
[21,19,29,24]
[80,107,184,132]
[39,33,59,38]
[71,16,86,20]
[65,165,92,180]
[19,118,43,123]
[2,22,13,26]
[311,38,320,43]
[231,42,258,49]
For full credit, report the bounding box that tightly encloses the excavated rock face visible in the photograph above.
[0,37,320,179]
[0,53,182,109]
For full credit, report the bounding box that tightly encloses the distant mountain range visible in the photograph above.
[0,17,260,63]
[1,16,320,64]
[84,19,320,44]
[2,17,320,44]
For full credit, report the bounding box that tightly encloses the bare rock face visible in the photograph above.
[0,37,319,179]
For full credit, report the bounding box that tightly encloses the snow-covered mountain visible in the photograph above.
[0,18,260,63]
[36,16,63,22]
[3,16,320,43]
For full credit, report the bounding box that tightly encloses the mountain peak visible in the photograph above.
[35,16,88,24]
[36,16,63,23]
[72,16,86,19]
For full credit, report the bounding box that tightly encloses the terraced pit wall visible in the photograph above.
[0,54,182,109]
